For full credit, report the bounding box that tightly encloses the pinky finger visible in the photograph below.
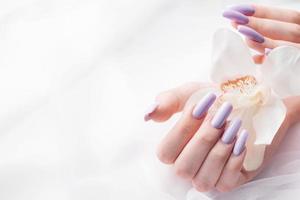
[216,130,248,192]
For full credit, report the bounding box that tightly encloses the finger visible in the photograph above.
[144,82,209,122]
[216,130,249,192]
[156,92,217,164]
[224,11,300,43]
[247,16,300,43]
[238,26,300,53]
[229,4,300,24]
[252,4,300,25]
[252,54,265,64]
[173,102,232,180]
[192,119,242,192]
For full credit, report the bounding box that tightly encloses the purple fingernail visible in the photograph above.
[222,118,242,144]
[265,48,272,55]
[233,129,249,156]
[144,102,159,121]
[192,93,217,119]
[238,25,265,43]
[229,4,255,16]
[222,10,249,25]
[211,102,233,129]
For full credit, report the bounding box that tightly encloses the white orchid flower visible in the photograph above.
[187,28,300,171]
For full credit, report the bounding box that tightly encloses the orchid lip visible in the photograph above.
[220,75,257,94]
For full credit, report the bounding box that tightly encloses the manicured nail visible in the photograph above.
[238,25,265,43]
[229,4,255,16]
[192,93,217,119]
[211,102,233,129]
[222,10,249,25]
[222,118,242,144]
[144,102,159,121]
[233,129,249,156]
[265,48,272,55]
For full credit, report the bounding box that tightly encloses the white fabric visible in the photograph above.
[0,0,300,199]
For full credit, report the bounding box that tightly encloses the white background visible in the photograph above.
[0,0,299,199]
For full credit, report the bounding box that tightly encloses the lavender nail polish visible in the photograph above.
[192,93,217,119]
[222,118,242,144]
[211,102,233,129]
[229,4,255,16]
[223,10,249,25]
[238,25,265,43]
[144,102,159,121]
[233,129,249,156]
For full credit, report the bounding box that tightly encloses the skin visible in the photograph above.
[147,5,300,192]
[231,4,300,64]
[149,82,300,192]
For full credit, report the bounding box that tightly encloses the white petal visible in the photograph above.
[261,46,300,98]
[211,28,256,84]
[244,143,266,171]
[252,92,286,145]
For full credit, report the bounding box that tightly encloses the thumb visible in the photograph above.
[144,82,209,122]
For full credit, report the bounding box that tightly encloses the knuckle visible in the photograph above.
[181,124,195,136]
[216,183,235,193]
[198,133,216,146]
[192,179,213,192]
[174,163,194,180]
[210,147,228,160]
[226,162,240,172]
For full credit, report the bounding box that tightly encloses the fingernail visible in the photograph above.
[222,118,242,144]
[238,25,265,43]
[144,102,159,121]
[265,48,272,55]
[222,10,249,25]
[192,93,217,119]
[211,102,233,129]
[229,4,255,16]
[233,129,249,156]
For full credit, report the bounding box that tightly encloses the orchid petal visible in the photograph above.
[211,28,256,84]
[244,143,266,171]
[261,46,300,98]
[252,92,286,145]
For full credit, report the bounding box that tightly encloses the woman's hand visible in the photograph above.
[144,82,300,192]
[222,4,300,63]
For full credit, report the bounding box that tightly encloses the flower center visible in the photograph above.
[219,75,270,110]
[221,75,257,94]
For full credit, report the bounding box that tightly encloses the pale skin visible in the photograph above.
[149,82,300,192]
[147,5,300,192]
[232,4,300,63]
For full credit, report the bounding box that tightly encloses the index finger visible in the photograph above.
[230,4,300,24]
[253,4,300,24]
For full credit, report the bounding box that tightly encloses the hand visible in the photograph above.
[222,4,300,63]
[144,82,300,192]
